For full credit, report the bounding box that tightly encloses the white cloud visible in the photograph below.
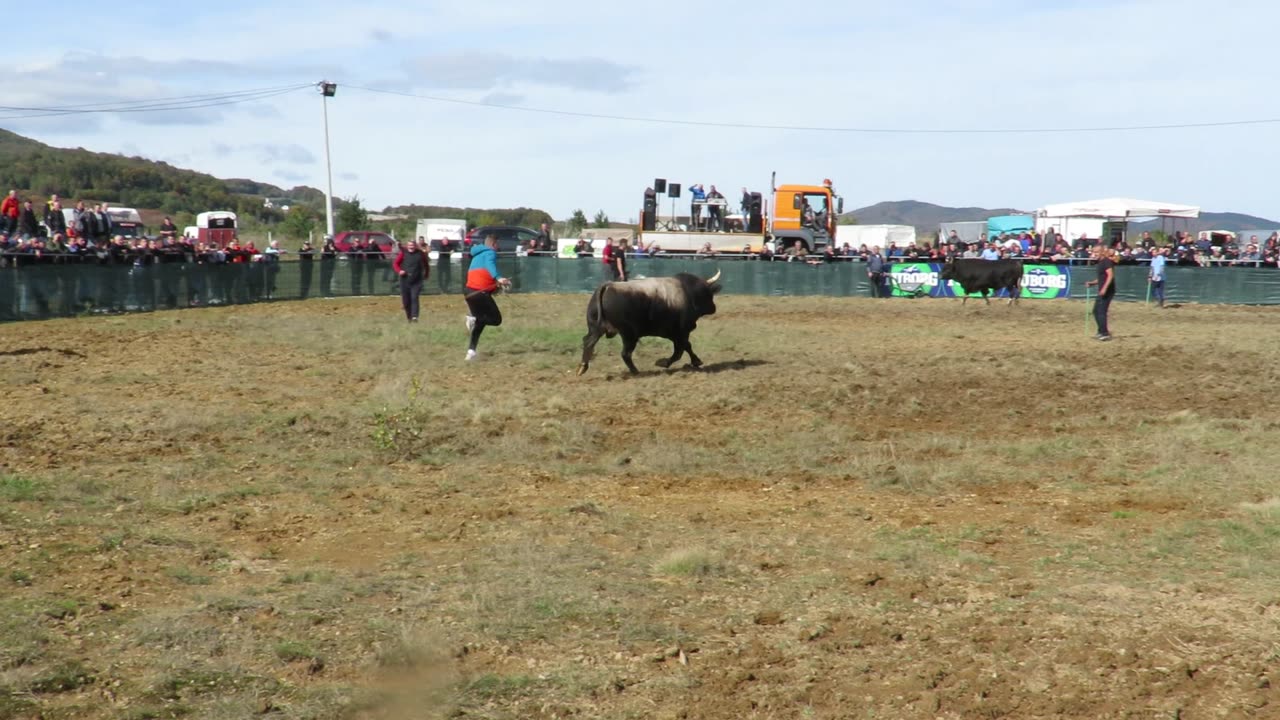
[408,52,637,93]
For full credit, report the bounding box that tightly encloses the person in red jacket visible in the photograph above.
[1,191,19,235]
[393,238,429,322]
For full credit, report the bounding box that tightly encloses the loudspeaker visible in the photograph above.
[654,178,667,194]
[747,192,763,233]
[668,183,681,199]
[642,191,657,231]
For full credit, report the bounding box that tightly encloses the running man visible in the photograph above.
[463,233,512,361]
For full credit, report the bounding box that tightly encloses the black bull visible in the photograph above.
[939,258,1024,305]
[578,271,722,375]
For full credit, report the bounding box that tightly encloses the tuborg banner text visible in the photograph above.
[887,262,1072,299]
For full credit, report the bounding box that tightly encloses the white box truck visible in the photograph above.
[415,218,467,261]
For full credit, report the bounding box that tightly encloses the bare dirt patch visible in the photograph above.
[3,295,1280,719]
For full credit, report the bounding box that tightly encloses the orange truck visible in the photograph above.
[637,172,843,254]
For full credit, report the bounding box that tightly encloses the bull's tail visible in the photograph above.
[589,282,617,336]
[578,283,612,376]
[588,283,606,329]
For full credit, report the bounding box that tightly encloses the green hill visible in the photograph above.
[0,129,559,238]
[0,128,323,228]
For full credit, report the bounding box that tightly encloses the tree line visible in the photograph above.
[0,132,564,240]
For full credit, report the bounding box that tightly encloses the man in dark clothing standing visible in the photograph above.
[16,201,40,239]
[158,217,178,241]
[1085,245,1117,341]
[297,240,315,299]
[393,239,429,322]
[44,201,67,239]
[95,205,113,245]
[533,223,552,253]
[436,232,456,293]
[320,237,337,296]
[867,245,886,298]
[348,237,364,295]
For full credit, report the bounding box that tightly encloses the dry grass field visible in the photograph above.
[3,292,1280,719]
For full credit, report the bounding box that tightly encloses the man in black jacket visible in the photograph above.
[297,240,315,299]
[95,205,113,246]
[16,201,40,239]
[44,201,67,239]
[533,223,552,253]
[392,239,429,322]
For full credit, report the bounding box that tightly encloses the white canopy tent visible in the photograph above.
[1036,198,1200,243]
[836,224,917,249]
[1037,198,1200,220]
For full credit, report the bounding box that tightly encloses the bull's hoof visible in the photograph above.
[576,363,588,376]
[689,358,704,368]
[655,358,672,368]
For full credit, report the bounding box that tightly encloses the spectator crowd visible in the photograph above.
[547,227,1280,268]
[6,187,1279,273]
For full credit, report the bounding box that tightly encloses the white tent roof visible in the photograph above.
[1038,198,1199,220]
[836,224,917,247]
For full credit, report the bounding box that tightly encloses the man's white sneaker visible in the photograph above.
[465,349,478,362]
[465,315,476,332]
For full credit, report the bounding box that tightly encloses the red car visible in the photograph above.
[331,230,398,254]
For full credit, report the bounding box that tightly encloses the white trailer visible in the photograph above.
[416,218,467,261]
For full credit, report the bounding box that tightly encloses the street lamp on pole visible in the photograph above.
[318,81,337,239]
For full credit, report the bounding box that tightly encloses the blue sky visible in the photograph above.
[5,0,1279,223]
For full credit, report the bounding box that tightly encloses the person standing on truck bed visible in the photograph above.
[159,216,178,241]
[689,184,706,231]
[706,185,725,232]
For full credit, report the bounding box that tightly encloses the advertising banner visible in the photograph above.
[886,263,1072,300]
[886,262,945,297]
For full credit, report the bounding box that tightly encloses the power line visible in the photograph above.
[0,84,311,112]
[0,84,313,120]
[344,83,1280,135]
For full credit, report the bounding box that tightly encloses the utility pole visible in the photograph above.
[318,81,337,239]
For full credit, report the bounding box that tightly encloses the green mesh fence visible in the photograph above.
[2,256,1279,323]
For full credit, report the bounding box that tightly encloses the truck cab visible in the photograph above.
[771,179,843,253]
[105,207,145,239]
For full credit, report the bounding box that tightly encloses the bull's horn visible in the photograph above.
[708,269,722,284]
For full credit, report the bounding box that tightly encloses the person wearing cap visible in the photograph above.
[1085,245,1117,340]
